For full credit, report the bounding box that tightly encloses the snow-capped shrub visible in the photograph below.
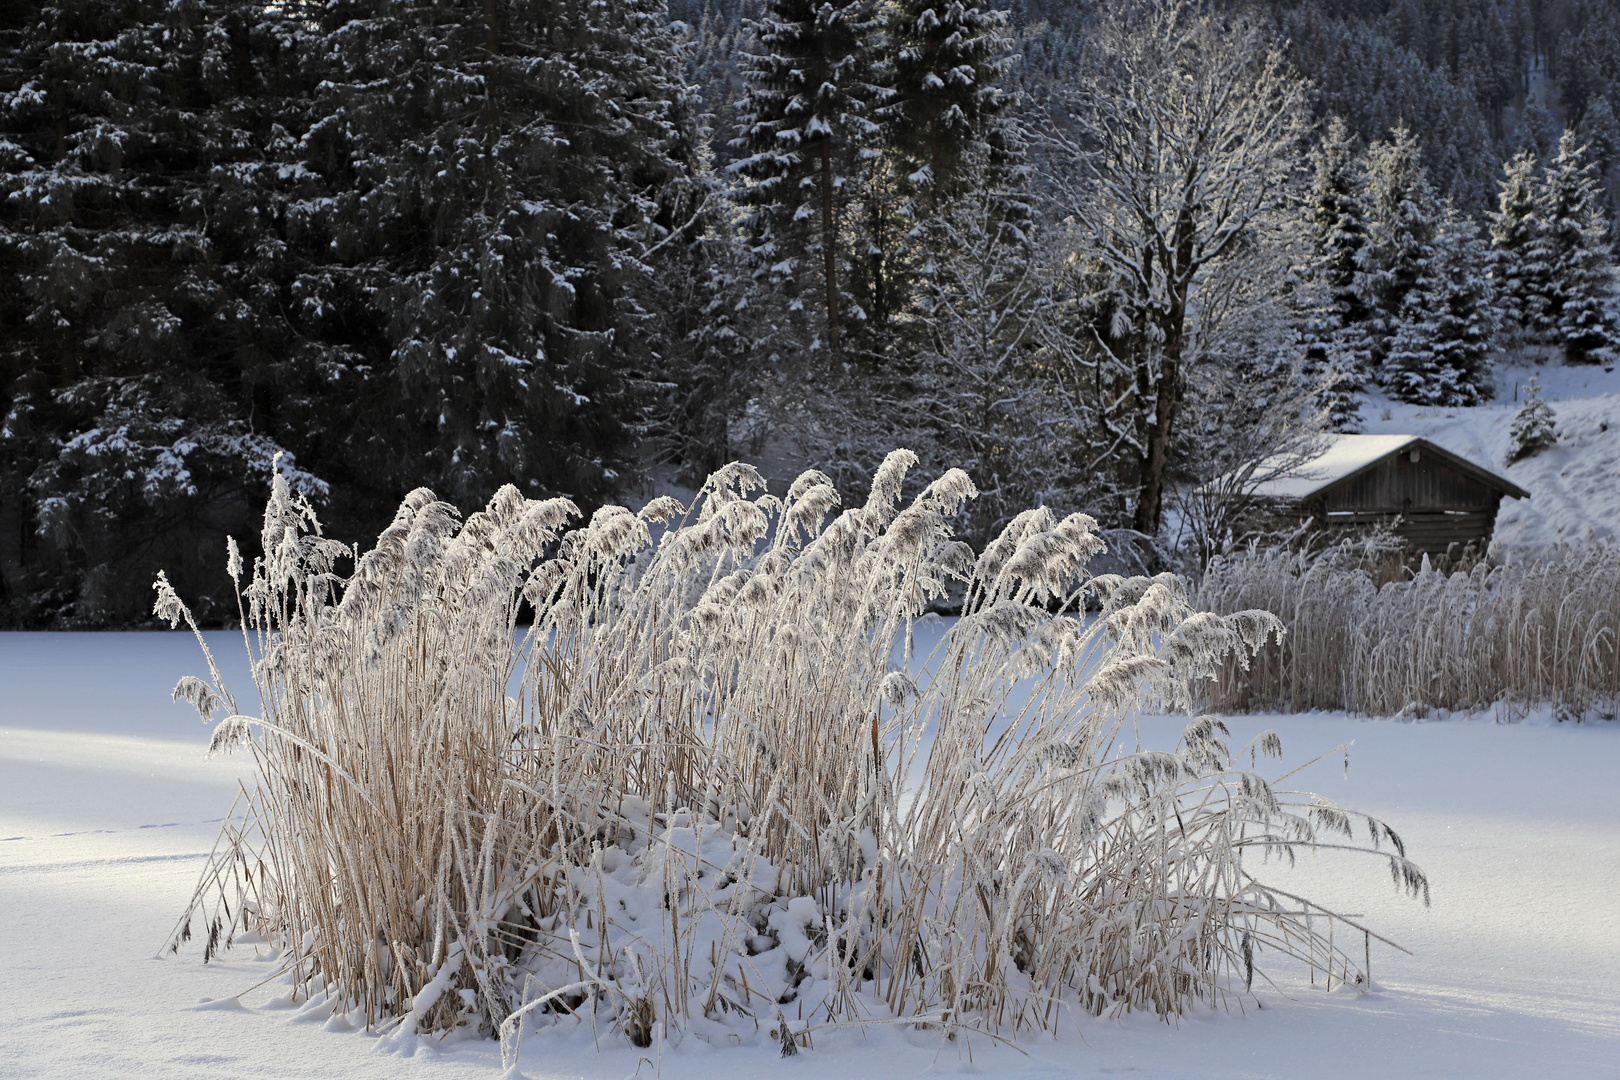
[1507,376,1558,463]
[158,452,1425,1052]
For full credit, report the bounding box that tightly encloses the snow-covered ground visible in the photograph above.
[4,631,1618,1078]
[1359,358,1620,552]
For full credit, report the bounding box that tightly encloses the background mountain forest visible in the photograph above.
[2,0,1617,627]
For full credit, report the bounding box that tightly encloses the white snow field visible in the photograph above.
[3,630,1619,1080]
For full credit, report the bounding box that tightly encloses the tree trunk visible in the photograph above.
[930,124,944,213]
[1132,222,1195,539]
[820,141,840,356]
[1132,350,1180,538]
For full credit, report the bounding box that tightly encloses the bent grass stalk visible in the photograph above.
[158,452,1426,1049]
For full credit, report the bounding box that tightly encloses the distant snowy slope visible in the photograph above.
[1359,362,1620,553]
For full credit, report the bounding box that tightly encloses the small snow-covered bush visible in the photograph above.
[159,452,1425,1052]
[1200,542,1620,718]
[1507,376,1558,463]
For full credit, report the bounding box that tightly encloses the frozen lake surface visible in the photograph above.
[3,630,1618,1079]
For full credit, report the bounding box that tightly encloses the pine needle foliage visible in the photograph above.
[159,452,1426,1049]
[731,0,880,356]
[1508,377,1558,463]
[1489,150,1549,342]
[886,0,1008,201]
[1302,116,1372,429]
[1540,130,1618,365]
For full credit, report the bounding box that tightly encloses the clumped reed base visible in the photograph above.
[1199,543,1620,719]
[159,453,1425,1054]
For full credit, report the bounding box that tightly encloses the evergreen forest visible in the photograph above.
[3,0,1617,627]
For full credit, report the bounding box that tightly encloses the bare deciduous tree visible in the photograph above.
[1044,0,1314,541]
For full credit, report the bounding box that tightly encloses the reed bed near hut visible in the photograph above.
[158,452,1425,1054]
[1198,542,1620,719]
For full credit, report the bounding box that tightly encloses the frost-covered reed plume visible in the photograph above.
[1199,542,1620,719]
[160,452,1426,1052]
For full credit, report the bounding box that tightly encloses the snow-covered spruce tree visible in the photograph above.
[1507,374,1558,463]
[1489,150,1551,344]
[1303,115,1371,430]
[1041,0,1312,541]
[1355,126,1444,373]
[1433,216,1499,396]
[0,0,702,625]
[731,0,881,357]
[1295,307,1363,433]
[0,0,310,625]
[1578,94,1620,182]
[641,182,781,482]
[281,0,696,513]
[885,0,1009,203]
[6,376,327,627]
[1382,213,1496,406]
[1518,96,1557,161]
[1308,116,1369,326]
[1537,129,1617,364]
[848,0,1015,345]
[1578,94,1620,248]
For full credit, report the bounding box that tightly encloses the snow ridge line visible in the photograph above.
[0,851,213,876]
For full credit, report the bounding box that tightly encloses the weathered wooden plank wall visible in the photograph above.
[1320,451,1497,513]
[1275,449,1511,554]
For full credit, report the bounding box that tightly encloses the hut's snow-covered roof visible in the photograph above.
[1247,434,1420,498]
[1236,434,1530,501]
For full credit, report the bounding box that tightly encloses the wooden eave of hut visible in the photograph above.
[1238,435,1530,554]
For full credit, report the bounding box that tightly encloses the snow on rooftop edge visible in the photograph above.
[1246,434,1419,499]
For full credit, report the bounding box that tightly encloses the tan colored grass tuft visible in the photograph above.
[159,453,1424,1050]
[1198,542,1620,719]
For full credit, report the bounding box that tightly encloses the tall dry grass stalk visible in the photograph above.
[158,452,1424,1053]
[1199,542,1620,718]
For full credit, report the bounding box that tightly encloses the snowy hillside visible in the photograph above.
[4,633,1619,1080]
[1357,360,1620,553]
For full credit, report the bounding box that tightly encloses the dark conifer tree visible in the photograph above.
[1384,213,1496,406]
[1303,116,1371,427]
[1577,94,1620,178]
[1538,129,1616,363]
[1518,97,1557,160]
[0,0,307,624]
[280,0,693,513]
[1356,124,1497,404]
[886,0,1008,202]
[642,186,777,482]
[847,0,1019,351]
[1507,374,1557,462]
[1356,127,1442,369]
[1309,118,1368,317]
[0,0,699,626]
[1489,150,1550,341]
[731,0,880,358]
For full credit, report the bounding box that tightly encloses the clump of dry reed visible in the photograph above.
[158,452,1425,1053]
[1199,542,1620,719]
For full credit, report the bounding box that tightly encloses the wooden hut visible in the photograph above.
[1242,435,1530,554]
